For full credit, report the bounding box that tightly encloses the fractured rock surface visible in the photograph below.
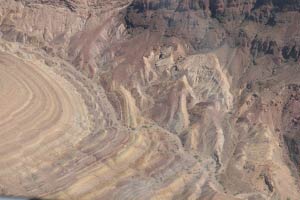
[0,0,300,199]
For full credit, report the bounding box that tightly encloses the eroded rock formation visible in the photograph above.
[0,0,300,199]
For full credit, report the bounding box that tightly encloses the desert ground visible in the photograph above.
[1,0,300,200]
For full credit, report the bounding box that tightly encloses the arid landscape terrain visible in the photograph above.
[0,0,300,199]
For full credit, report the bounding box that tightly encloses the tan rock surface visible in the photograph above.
[1,0,300,200]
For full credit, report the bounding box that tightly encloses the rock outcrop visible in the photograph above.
[1,0,300,199]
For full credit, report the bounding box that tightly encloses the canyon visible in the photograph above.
[0,0,300,199]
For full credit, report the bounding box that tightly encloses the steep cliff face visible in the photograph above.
[1,0,300,199]
[0,0,131,77]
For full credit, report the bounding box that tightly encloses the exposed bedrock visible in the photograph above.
[1,0,300,199]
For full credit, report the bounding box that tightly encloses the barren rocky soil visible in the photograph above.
[0,0,300,200]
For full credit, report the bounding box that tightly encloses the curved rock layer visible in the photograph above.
[1,0,300,199]
[0,52,89,197]
[0,50,230,200]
